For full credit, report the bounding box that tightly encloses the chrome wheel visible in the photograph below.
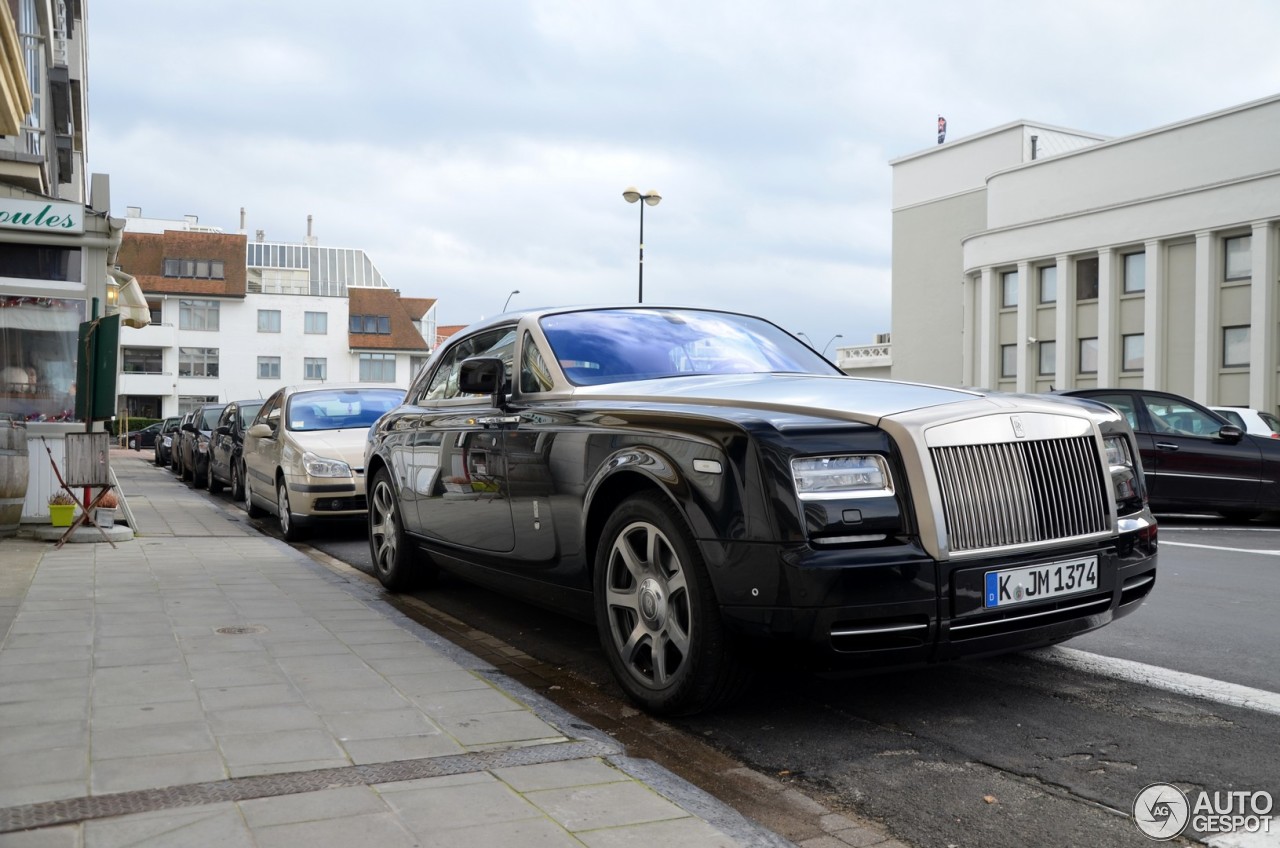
[230,461,244,501]
[367,468,431,590]
[243,471,263,517]
[603,518,692,690]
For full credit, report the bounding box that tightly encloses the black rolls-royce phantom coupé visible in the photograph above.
[364,306,1158,714]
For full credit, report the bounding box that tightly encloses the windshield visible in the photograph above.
[539,308,839,386]
[286,389,403,432]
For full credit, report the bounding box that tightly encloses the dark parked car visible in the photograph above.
[1059,388,1275,520]
[124,421,163,451]
[207,399,265,498]
[177,402,227,487]
[153,417,181,467]
[364,306,1158,715]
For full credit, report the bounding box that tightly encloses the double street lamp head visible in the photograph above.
[623,186,662,206]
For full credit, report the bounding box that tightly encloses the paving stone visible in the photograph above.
[577,816,742,848]
[494,758,632,793]
[527,780,691,832]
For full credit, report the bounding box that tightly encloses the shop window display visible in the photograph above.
[0,296,84,421]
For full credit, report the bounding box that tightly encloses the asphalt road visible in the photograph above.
[191,471,1278,848]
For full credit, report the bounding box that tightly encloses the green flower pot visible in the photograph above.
[49,504,76,527]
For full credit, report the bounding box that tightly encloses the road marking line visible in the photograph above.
[1160,541,1280,556]
[1031,646,1280,718]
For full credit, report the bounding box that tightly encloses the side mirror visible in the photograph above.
[181,422,195,432]
[459,357,507,406]
[247,423,275,439]
[216,425,231,436]
[1218,423,1244,443]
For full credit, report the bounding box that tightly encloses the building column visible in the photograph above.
[962,273,976,387]
[1054,255,1073,391]
[1193,231,1216,404]
[1015,261,1032,393]
[1249,221,1277,413]
[1096,248,1116,386]
[1143,239,1165,390]
[977,267,997,388]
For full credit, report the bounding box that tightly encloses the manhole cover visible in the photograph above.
[214,625,267,635]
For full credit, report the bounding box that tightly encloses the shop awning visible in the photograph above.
[108,269,151,329]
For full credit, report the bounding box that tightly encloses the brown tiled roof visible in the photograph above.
[435,324,467,343]
[117,231,248,298]
[347,287,429,352]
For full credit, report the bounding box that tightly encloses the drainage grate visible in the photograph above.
[0,739,617,833]
[214,625,267,635]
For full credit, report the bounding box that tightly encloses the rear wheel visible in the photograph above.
[208,459,223,494]
[594,491,749,716]
[277,477,305,541]
[243,471,264,517]
[230,460,245,501]
[368,467,433,591]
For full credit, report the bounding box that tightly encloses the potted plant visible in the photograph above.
[94,490,119,528]
[48,491,77,527]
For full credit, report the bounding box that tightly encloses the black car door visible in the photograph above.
[408,327,517,553]
[1134,393,1262,510]
[210,404,237,482]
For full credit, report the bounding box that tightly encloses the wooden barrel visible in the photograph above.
[0,414,29,537]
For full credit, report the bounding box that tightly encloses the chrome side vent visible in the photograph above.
[931,436,1109,553]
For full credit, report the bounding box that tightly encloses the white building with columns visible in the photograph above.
[889,94,1280,415]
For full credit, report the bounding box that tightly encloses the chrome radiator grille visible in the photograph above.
[930,435,1109,553]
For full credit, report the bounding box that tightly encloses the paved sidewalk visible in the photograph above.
[0,450,797,847]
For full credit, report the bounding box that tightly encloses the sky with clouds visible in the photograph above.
[87,1,1280,354]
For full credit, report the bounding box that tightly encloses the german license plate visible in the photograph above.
[984,556,1098,609]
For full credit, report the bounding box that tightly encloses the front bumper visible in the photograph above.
[710,511,1157,670]
[284,473,368,518]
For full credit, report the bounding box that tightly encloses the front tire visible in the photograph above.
[277,478,305,541]
[594,492,749,716]
[208,460,223,494]
[368,468,433,591]
[243,472,264,517]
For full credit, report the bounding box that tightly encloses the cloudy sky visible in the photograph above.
[88,1,1280,354]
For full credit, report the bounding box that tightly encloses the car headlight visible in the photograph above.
[196,435,210,453]
[1103,434,1144,507]
[792,454,893,499]
[302,451,352,478]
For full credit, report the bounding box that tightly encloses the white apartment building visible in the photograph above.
[115,211,437,419]
[889,93,1280,415]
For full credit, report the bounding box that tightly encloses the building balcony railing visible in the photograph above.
[835,343,892,370]
[121,321,175,347]
[118,372,175,396]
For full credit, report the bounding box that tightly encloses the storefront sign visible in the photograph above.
[0,199,84,234]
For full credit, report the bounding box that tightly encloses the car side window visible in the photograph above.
[217,406,235,430]
[1142,397,1220,437]
[258,393,282,429]
[423,327,516,402]
[1087,393,1139,431]
[520,331,555,393]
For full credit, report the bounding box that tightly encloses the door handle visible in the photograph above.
[1155,442,1180,451]
[476,415,521,426]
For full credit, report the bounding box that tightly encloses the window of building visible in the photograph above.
[258,309,281,333]
[163,258,226,279]
[1122,334,1144,372]
[1123,252,1146,293]
[178,395,219,416]
[1078,338,1098,374]
[1223,326,1250,367]
[1000,344,1017,378]
[0,245,82,282]
[1001,271,1018,308]
[1038,340,1056,376]
[179,299,220,331]
[178,347,219,377]
[1076,257,1099,300]
[1225,235,1251,281]
[360,352,396,382]
[122,347,163,374]
[1038,266,1057,303]
[304,311,327,334]
[258,356,281,379]
[349,314,391,334]
[410,355,430,380]
[304,357,327,380]
[0,296,85,421]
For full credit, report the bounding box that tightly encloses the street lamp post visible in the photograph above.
[622,187,661,303]
[502,290,520,312]
[821,334,844,357]
[796,331,815,347]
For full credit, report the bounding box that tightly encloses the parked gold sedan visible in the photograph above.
[242,384,404,540]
